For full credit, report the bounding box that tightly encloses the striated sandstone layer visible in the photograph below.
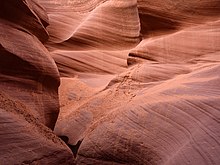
[0,93,73,165]
[0,0,59,129]
[1,0,220,164]
[0,0,73,164]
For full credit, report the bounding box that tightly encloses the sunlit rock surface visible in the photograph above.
[1,0,220,164]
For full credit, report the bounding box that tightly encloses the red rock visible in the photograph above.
[1,0,220,164]
[0,93,74,164]
[0,0,74,164]
[0,20,60,129]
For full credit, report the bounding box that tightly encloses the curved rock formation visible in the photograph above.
[0,93,73,165]
[0,0,73,164]
[137,0,220,36]
[129,20,220,64]
[39,0,141,77]
[46,0,220,164]
[41,0,140,50]
[1,0,220,164]
[0,0,60,129]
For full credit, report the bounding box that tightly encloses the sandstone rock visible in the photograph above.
[48,1,220,164]
[0,0,60,129]
[0,0,74,164]
[129,20,220,64]
[137,0,220,36]
[0,93,74,165]
[1,0,220,164]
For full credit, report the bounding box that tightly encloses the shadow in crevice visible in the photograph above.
[59,136,83,158]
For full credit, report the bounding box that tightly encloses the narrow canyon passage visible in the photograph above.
[0,0,220,164]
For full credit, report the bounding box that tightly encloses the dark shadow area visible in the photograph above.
[59,136,83,158]
[139,13,180,36]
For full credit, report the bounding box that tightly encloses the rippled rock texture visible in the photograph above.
[1,0,220,164]
[0,0,73,164]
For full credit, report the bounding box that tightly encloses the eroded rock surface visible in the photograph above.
[0,0,73,164]
[1,0,220,164]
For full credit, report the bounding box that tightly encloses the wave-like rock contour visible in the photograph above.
[1,0,220,164]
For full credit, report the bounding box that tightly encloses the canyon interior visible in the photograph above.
[0,0,220,164]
